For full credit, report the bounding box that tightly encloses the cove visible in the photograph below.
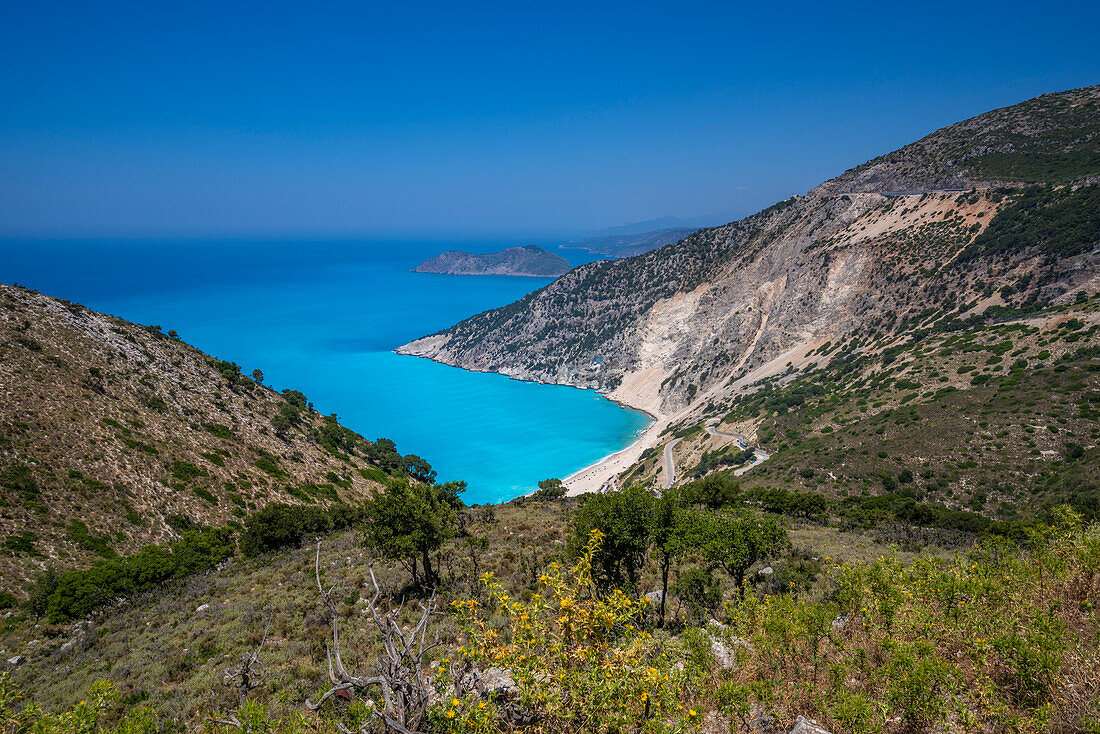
[0,238,651,504]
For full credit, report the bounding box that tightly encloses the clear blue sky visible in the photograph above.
[2,1,1098,238]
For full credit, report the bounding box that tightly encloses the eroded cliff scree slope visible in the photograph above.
[0,284,410,592]
[398,86,1100,418]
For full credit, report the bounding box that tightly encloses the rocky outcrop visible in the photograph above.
[789,716,832,734]
[398,86,1100,419]
[413,245,571,277]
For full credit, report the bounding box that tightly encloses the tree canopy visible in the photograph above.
[362,479,466,587]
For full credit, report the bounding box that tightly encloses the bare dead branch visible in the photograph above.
[305,542,440,734]
[221,615,271,707]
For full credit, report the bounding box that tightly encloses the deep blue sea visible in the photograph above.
[0,238,650,504]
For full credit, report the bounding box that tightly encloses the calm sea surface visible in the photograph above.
[0,238,650,504]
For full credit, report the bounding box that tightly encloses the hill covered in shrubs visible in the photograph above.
[0,284,433,596]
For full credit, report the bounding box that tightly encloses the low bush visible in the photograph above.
[239,502,363,557]
[39,526,235,622]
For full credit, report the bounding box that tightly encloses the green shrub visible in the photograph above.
[253,454,284,477]
[202,423,234,439]
[67,520,116,558]
[2,531,36,555]
[200,452,226,467]
[42,527,234,622]
[0,464,37,500]
[238,503,361,557]
[170,460,206,482]
[192,487,218,504]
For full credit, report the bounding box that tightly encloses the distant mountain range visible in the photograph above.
[413,245,572,277]
[586,216,696,237]
[563,227,698,258]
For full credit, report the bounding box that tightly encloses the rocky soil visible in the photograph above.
[0,285,390,593]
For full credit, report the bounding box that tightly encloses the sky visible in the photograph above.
[1,1,1098,239]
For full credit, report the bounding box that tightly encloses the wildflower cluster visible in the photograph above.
[449,530,696,733]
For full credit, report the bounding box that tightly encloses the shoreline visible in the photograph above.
[560,416,666,495]
[392,348,666,497]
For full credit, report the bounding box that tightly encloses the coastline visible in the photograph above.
[561,415,667,495]
[393,347,665,497]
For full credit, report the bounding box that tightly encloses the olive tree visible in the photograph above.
[673,508,788,597]
[362,479,465,588]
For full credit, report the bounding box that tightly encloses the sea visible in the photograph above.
[0,238,651,504]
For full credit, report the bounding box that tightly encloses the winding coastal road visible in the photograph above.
[705,419,772,477]
[662,438,682,489]
[704,419,748,443]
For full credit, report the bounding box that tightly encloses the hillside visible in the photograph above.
[412,245,572,277]
[563,227,698,258]
[398,85,1100,493]
[4,484,1099,733]
[0,284,426,595]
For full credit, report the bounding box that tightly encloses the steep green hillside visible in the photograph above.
[0,284,431,594]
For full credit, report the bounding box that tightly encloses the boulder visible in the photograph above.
[790,715,831,734]
[758,566,774,576]
[480,667,519,698]
[700,710,732,734]
[456,665,519,700]
[705,622,753,670]
[6,655,25,666]
[645,590,665,604]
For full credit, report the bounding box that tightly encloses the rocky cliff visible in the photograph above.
[398,86,1100,421]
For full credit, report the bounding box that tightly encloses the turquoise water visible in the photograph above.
[0,238,650,504]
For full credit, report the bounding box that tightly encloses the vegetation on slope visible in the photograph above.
[642,293,1099,523]
[1,502,1097,733]
[0,284,431,594]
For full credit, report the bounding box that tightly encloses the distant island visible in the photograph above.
[562,226,697,258]
[413,245,572,277]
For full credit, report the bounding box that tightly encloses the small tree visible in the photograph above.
[670,565,721,623]
[681,473,741,508]
[568,485,654,590]
[362,479,464,588]
[402,454,437,484]
[650,486,685,625]
[673,509,788,597]
[251,369,263,384]
[533,477,567,500]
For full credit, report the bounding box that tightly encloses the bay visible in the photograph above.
[0,238,650,504]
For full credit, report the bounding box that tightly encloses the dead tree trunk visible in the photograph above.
[305,542,440,734]
[212,619,269,727]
